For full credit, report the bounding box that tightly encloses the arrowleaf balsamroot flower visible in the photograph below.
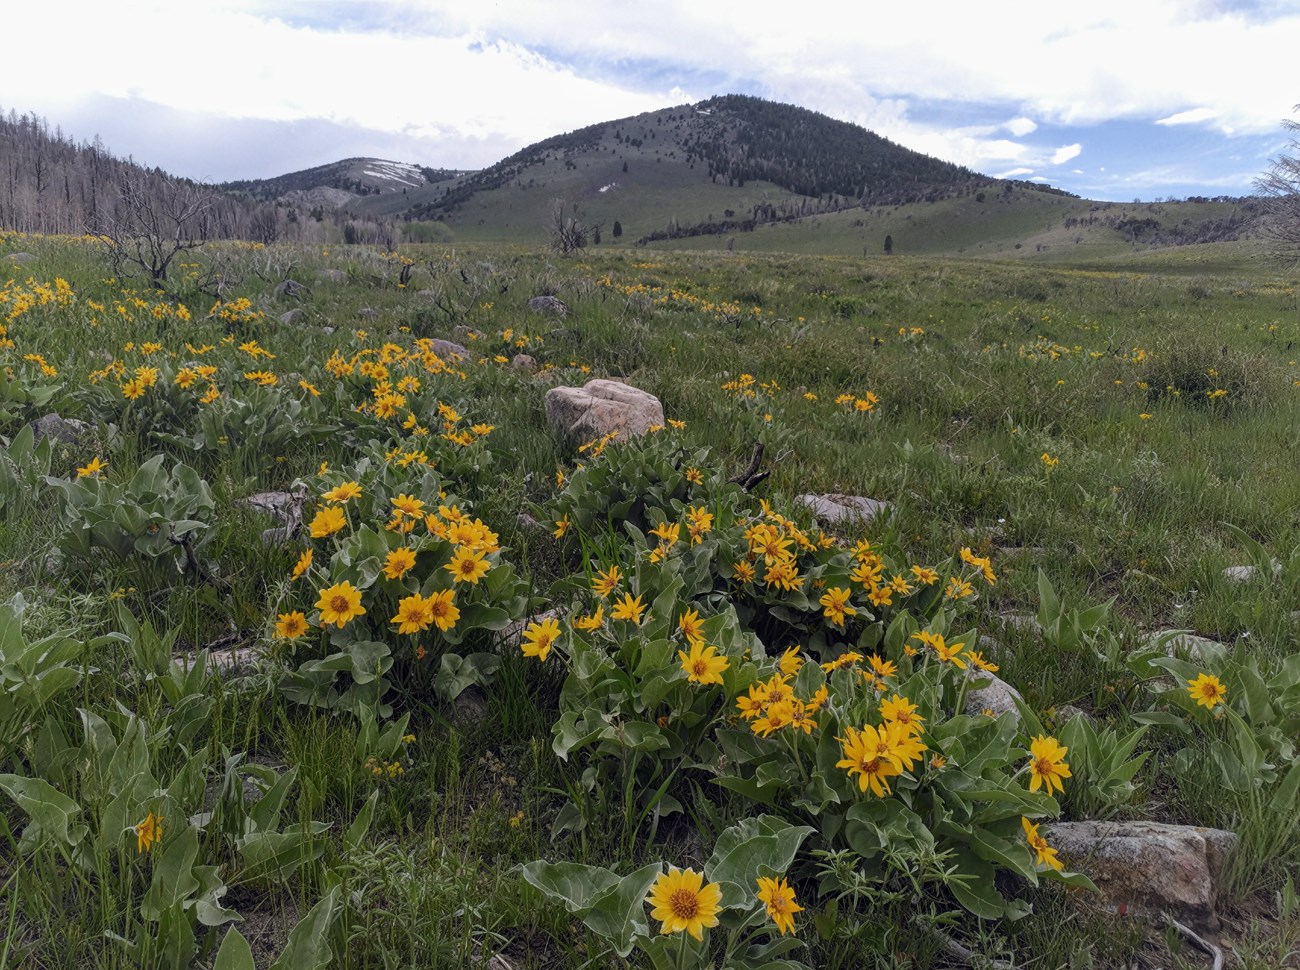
[135,810,163,854]
[879,694,925,735]
[836,724,904,797]
[322,481,362,503]
[425,589,460,632]
[756,876,803,936]
[290,548,312,580]
[819,586,857,627]
[309,506,347,538]
[678,607,705,645]
[1026,735,1071,797]
[382,547,417,580]
[591,564,621,596]
[391,593,433,634]
[316,581,366,628]
[521,616,561,662]
[646,867,722,941]
[445,546,490,584]
[678,641,729,685]
[1187,672,1227,710]
[275,611,308,639]
[1021,816,1064,871]
[612,591,647,624]
[76,456,106,478]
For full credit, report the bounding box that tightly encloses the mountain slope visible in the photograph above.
[222,158,466,203]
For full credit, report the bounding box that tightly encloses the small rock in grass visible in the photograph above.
[1042,821,1235,929]
[1145,630,1228,662]
[279,308,306,326]
[963,670,1022,718]
[273,279,307,300]
[796,493,892,527]
[1222,563,1281,583]
[317,268,346,283]
[451,686,489,729]
[430,338,469,361]
[545,379,664,445]
[511,353,538,372]
[6,252,37,265]
[358,307,380,319]
[29,412,91,444]
[527,295,568,317]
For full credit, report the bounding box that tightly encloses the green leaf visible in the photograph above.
[519,860,621,912]
[584,862,661,958]
[269,885,341,970]
[344,790,379,850]
[213,929,256,970]
[0,773,87,849]
[705,815,814,909]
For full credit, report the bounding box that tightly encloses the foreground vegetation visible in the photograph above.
[1,230,1299,968]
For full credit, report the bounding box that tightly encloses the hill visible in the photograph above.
[221,157,467,205]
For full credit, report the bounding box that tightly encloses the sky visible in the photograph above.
[2,0,1298,201]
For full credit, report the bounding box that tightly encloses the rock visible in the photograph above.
[278,308,306,326]
[516,512,544,532]
[963,670,1022,718]
[451,686,489,729]
[317,268,346,283]
[5,252,37,265]
[320,326,335,336]
[795,493,892,527]
[1043,821,1236,928]
[1222,563,1280,583]
[358,307,380,319]
[174,645,260,677]
[527,295,568,317]
[29,412,91,444]
[273,279,307,300]
[242,487,307,544]
[997,612,1041,634]
[430,338,469,361]
[510,353,537,372]
[545,379,665,444]
[1054,704,1096,725]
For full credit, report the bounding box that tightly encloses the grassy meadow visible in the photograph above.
[2,230,1299,969]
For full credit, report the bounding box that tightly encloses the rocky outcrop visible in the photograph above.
[29,413,91,444]
[545,379,664,444]
[1043,821,1236,929]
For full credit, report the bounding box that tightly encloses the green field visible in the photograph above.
[1,230,1298,968]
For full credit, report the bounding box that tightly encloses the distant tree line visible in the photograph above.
[0,108,401,245]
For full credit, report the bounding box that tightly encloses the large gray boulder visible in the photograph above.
[796,493,892,527]
[545,379,664,444]
[1043,821,1236,928]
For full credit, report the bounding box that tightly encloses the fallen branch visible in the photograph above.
[728,442,768,491]
[169,530,231,593]
[1164,914,1224,970]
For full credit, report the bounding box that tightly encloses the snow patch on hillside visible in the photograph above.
[361,160,424,189]
[598,182,617,193]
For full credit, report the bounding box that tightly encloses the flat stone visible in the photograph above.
[527,295,568,317]
[279,308,306,325]
[1043,821,1236,929]
[29,413,91,444]
[511,353,538,372]
[997,612,1041,634]
[5,252,37,265]
[173,645,260,677]
[545,379,664,445]
[795,493,892,527]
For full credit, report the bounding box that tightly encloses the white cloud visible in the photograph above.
[0,0,1294,190]
[1156,107,1219,126]
[995,167,1035,178]
[1052,144,1083,165]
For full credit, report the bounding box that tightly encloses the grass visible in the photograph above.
[1,229,1298,967]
